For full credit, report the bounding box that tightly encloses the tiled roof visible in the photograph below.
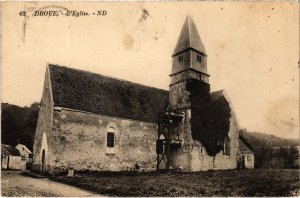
[239,138,254,154]
[211,90,224,102]
[49,65,227,124]
[49,64,169,123]
[1,144,21,156]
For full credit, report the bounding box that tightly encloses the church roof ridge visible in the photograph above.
[173,15,206,56]
[48,64,168,93]
[48,64,169,123]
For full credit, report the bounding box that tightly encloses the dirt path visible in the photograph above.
[1,171,102,197]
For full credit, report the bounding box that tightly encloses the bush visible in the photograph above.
[187,79,231,156]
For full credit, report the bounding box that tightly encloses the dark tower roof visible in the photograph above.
[173,15,206,56]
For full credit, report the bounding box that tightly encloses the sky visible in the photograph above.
[2,1,299,139]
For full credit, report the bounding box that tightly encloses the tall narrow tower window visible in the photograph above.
[197,54,202,62]
[178,54,184,62]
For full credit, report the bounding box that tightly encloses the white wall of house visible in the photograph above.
[2,156,9,169]
[15,144,32,158]
[7,156,22,170]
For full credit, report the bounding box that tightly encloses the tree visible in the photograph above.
[1,102,39,150]
[187,79,231,156]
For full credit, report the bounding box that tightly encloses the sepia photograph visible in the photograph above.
[1,1,299,197]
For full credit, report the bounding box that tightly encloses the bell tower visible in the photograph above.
[157,16,211,172]
[157,16,237,172]
[169,15,210,110]
[165,16,210,171]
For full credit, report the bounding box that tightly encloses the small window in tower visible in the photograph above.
[198,74,203,81]
[178,54,184,62]
[197,54,202,62]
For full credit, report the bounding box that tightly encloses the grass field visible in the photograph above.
[51,169,299,197]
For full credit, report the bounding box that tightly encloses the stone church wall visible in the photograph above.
[47,108,158,174]
[169,108,193,170]
[33,66,54,173]
[189,112,239,171]
[169,109,239,171]
[169,81,191,110]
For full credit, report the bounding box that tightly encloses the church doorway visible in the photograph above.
[41,149,45,172]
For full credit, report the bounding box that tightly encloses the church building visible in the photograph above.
[33,16,244,175]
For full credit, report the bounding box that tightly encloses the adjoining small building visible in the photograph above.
[15,144,33,170]
[1,144,26,170]
[238,138,255,169]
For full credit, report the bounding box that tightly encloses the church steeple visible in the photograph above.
[173,15,206,56]
[170,16,209,82]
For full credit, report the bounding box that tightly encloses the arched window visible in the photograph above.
[42,149,46,172]
[107,127,115,148]
[157,134,166,154]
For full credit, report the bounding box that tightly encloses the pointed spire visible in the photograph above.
[173,15,206,56]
